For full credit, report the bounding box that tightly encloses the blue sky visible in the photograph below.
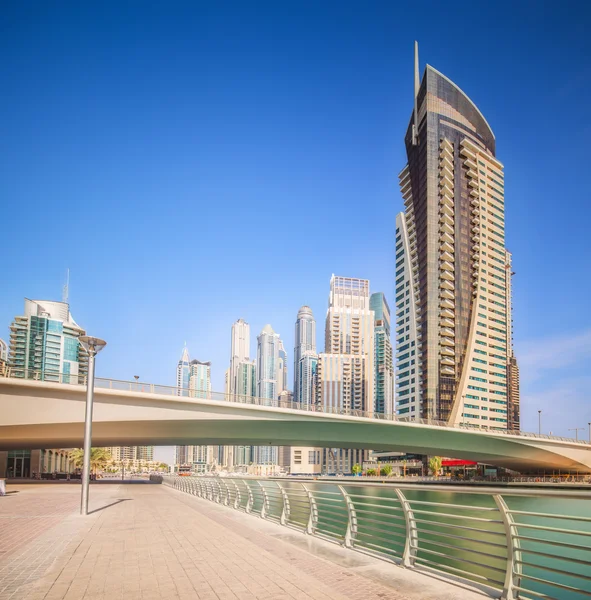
[1,2,590,462]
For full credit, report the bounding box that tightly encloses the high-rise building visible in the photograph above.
[189,359,211,398]
[395,44,518,430]
[8,299,88,383]
[294,306,318,407]
[224,319,257,469]
[370,293,394,415]
[176,345,190,396]
[255,324,285,465]
[318,276,374,473]
[290,306,320,474]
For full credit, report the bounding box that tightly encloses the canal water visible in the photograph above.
[254,480,591,600]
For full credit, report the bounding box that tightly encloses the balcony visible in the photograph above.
[440,241,454,254]
[468,178,479,189]
[441,327,455,337]
[441,298,455,309]
[440,259,454,271]
[441,366,455,376]
[439,212,453,227]
[440,222,454,236]
[440,318,455,329]
[440,231,454,244]
[441,346,454,356]
[441,308,454,319]
[441,356,455,366]
[441,336,455,347]
[440,286,454,298]
[441,270,454,282]
[440,250,454,262]
[440,202,454,218]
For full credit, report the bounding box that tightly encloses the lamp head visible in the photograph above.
[79,336,107,355]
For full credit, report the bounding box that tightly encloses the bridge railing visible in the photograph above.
[164,475,591,600]
[3,367,589,445]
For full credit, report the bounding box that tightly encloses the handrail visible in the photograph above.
[4,367,589,445]
[163,475,591,600]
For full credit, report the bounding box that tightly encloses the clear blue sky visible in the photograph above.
[2,2,590,457]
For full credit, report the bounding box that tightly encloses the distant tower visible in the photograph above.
[294,306,317,407]
[317,276,375,474]
[189,360,211,399]
[176,345,190,396]
[370,292,394,415]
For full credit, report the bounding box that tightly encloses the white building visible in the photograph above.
[317,276,375,473]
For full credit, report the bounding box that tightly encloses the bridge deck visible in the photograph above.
[0,482,485,600]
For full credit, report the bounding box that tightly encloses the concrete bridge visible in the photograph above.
[1,376,590,473]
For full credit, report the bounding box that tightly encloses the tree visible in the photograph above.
[351,463,362,476]
[380,465,393,477]
[428,456,442,477]
[69,448,112,475]
[366,468,377,477]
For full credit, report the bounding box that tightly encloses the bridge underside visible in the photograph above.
[1,379,590,474]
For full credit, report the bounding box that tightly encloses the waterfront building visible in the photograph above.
[176,345,190,396]
[189,359,211,398]
[1,299,88,478]
[110,446,154,463]
[8,298,88,383]
[0,449,73,479]
[318,276,374,473]
[395,44,519,430]
[370,292,394,415]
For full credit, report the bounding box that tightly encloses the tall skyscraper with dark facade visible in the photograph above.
[395,44,518,430]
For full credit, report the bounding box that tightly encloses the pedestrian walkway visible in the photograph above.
[0,483,491,600]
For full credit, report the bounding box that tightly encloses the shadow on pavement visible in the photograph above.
[88,498,131,514]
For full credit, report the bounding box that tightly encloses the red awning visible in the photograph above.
[442,459,478,467]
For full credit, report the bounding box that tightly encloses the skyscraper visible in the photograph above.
[175,348,211,470]
[255,324,284,465]
[395,44,518,430]
[370,292,394,415]
[176,345,190,396]
[294,306,318,407]
[318,276,374,473]
[226,318,250,398]
[0,338,8,376]
[189,359,211,398]
[8,299,88,383]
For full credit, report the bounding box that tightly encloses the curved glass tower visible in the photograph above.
[395,46,518,430]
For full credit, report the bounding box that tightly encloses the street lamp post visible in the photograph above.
[78,336,107,516]
[568,428,584,442]
[538,410,542,435]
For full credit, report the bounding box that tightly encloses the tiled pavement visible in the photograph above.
[0,483,488,600]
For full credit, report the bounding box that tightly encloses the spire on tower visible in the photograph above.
[62,268,70,304]
[412,41,420,146]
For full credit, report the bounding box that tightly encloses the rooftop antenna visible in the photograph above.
[412,41,420,146]
[62,268,70,304]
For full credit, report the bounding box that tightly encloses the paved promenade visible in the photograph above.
[0,482,489,600]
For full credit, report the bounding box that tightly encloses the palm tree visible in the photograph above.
[69,448,112,475]
[351,463,362,476]
[380,465,393,477]
[428,456,442,477]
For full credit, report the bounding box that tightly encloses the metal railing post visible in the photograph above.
[338,485,357,548]
[395,488,418,568]
[232,480,241,509]
[277,482,290,526]
[301,484,317,534]
[245,480,254,513]
[257,481,268,519]
[494,494,521,600]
